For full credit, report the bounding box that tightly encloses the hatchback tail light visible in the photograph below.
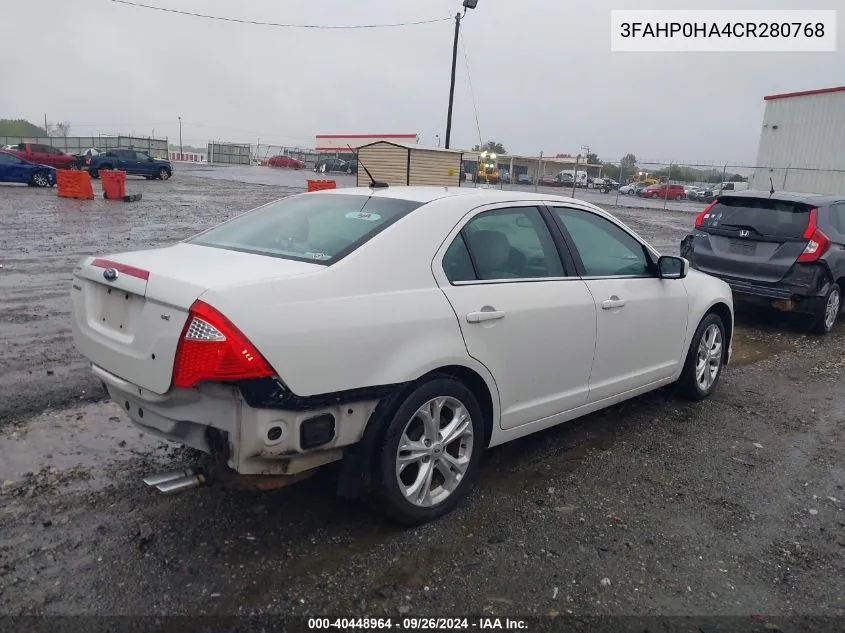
[797,208,830,263]
[172,300,273,389]
[694,201,717,228]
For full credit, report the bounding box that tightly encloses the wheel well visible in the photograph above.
[835,277,845,293]
[421,365,495,448]
[706,302,733,362]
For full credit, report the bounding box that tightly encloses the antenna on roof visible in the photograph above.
[769,177,775,196]
[347,144,388,189]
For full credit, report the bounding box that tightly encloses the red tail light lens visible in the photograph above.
[797,208,830,263]
[694,201,717,228]
[172,300,273,389]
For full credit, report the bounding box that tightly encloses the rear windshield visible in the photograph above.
[700,197,812,238]
[188,193,423,264]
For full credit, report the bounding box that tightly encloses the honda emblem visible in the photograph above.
[739,230,750,238]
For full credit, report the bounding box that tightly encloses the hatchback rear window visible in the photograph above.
[700,197,812,238]
[188,193,423,264]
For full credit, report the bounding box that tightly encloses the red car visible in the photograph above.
[6,143,78,170]
[267,155,305,169]
[641,183,686,200]
[538,174,562,187]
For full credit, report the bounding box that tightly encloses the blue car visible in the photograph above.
[0,151,56,187]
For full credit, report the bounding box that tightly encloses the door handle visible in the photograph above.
[600,297,626,310]
[466,310,506,323]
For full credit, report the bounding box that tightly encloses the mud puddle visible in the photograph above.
[0,401,167,490]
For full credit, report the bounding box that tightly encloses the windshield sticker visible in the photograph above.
[305,251,331,260]
[345,211,382,221]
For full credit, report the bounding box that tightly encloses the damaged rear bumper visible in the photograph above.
[93,363,380,477]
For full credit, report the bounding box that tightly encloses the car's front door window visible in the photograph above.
[552,207,652,277]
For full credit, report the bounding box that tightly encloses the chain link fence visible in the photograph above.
[1,135,168,158]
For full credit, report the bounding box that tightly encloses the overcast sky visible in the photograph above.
[2,0,841,164]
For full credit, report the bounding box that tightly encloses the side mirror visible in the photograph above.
[657,255,688,279]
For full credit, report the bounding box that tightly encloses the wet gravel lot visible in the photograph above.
[1,169,843,622]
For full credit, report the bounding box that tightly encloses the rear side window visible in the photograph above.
[188,193,422,264]
[701,197,812,238]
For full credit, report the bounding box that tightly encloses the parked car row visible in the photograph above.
[616,180,749,202]
[0,143,174,181]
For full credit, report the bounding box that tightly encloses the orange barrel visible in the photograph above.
[101,170,127,199]
[306,179,337,192]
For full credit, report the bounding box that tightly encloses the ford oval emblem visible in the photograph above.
[103,268,119,282]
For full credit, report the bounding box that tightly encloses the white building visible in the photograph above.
[750,86,845,195]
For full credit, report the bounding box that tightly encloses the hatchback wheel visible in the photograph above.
[158,167,171,180]
[369,377,484,525]
[812,283,841,335]
[677,313,726,400]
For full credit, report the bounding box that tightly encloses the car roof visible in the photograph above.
[718,190,843,205]
[312,185,612,213]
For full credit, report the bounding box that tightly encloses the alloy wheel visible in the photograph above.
[824,288,840,331]
[695,324,723,391]
[395,396,474,508]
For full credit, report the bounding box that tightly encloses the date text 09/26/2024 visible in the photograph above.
[308,618,528,630]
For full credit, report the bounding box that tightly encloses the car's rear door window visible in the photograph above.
[188,193,422,264]
[701,197,813,238]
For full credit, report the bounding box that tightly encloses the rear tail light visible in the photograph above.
[797,208,830,263]
[172,300,273,389]
[694,201,717,228]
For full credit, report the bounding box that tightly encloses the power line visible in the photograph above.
[110,0,452,29]
[459,31,483,148]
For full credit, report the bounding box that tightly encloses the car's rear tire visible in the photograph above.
[157,167,171,180]
[368,377,485,526]
[811,283,841,335]
[30,170,51,187]
[677,312,726,401]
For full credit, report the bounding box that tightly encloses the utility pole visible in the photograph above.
[444,12,461,149]
[571,155,580,198]
[445,1,478,149]
[178,116,183,159]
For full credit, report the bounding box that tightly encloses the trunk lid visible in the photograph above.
[71,243,323,394]
[692,196,815,283]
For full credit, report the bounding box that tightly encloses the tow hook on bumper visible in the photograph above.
[142,466,315,495]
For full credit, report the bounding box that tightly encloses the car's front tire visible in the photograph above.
[157,167,171,180]
[369,377,485,525]
[677,312,726,401]
[811,283,841,335]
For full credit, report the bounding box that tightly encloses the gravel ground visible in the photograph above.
[0,170,843,621]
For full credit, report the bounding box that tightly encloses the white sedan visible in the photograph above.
[71,187,733,524]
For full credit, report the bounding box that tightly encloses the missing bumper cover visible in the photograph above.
[300,413,335,450]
